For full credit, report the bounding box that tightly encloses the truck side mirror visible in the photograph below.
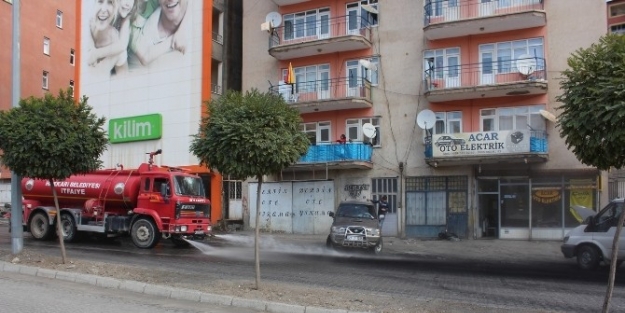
[160,183,170,198]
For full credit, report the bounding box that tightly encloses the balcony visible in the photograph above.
[269,15,372,60]
[270,77,372,114]
[424,57,547,102]
[424,130,548,167]
[424,0,546,40]
[287,142,373,170]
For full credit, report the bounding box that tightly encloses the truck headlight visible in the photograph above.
[207,225,212,232]
[180,226,188,232]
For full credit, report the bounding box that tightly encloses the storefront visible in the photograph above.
[477,170,598,240]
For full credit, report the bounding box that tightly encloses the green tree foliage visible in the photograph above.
[190,89,309,289]
[190,89,309,178]
[0,89,108,263]
[556,34,625,313]
[557,34,625,170]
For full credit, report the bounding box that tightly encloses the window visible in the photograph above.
[371,177,398,214]
[300,121,331,145]
[56,10,63,28]
[283,8,330,41]
[424,48,460,82]
[479,38,544,75]
[433,111,462,134]
[42,71,49,89]
[480,105,545,132]
[69,80,74,97]
[426,0,458,17]
[346,117,381,146]
[70,49,75,65]
[611,3,625,17]
[43,37,50,55]
[226,181,242,200]
[347,0,378,33]
[362,56,379,85]
[611,24,625,35]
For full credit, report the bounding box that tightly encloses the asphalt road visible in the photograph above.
[0,271,261,313]
[1,225,625,313]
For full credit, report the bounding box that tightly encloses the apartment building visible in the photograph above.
[608,0,625,34]
[241,0,607,240]
[0,0,77,205]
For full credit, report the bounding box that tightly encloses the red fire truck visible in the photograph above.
[19,150,212,248]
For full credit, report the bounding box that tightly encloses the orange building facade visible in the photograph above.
[0,0,77,204]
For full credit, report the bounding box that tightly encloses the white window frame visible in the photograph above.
[69,80,74,97]
[346,117,381,146]
[70,49,75,65]
[43,37,50,55]
[479,37,544,75]
[42,71,49,90]
[361,56,379,85]
[433,111,462,135]
[56,10,63,28]
[479,105,545,132]
[283,8,330,41]
[423,48,460,81]
[300,121,331,144]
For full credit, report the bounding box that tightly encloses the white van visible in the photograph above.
[561,198,625,270]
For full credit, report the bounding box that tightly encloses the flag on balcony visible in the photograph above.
[286,62,296,85]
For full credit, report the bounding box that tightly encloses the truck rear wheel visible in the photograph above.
[131,217,161,249]
[60,213,79,242]
[29,212,53,240]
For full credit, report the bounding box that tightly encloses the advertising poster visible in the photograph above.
[80,0,203,167]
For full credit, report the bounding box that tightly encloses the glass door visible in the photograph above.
[480,44,495,85]
[346,60,361,97]
[347,3,360,35]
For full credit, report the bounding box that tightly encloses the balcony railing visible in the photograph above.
[424,0,544,27]
[270,76,371,105]
[212,32,223,44]
[298,142,372,164]
[424,57,546,91]
[269,15,372,49]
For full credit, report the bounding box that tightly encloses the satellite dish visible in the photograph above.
[539,109,556,123]
[266,12,282,28]
[362,123,377,138]
[516,54,536,76]
[417,110,436,130]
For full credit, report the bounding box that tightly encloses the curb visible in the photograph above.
[0,261,370,313]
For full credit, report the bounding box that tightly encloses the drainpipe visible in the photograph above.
[399,162,405,238]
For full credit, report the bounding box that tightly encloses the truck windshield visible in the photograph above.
[173,175,206,197]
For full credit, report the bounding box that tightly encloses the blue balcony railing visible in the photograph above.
[298,142,372,163]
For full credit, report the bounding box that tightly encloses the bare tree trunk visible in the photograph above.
[50,178,67,264]
[602,207,625,313]
[254,175,263,290]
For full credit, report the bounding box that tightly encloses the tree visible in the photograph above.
[0,89,108,264]
[190,89,309,289]
[556,33,625,313]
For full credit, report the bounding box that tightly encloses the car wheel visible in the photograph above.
[326,235,335,250]
[29,212,53,240]
[131,217,161,249]
[60,213,79,242]
[577,245,600,270]
[371,237,383,255]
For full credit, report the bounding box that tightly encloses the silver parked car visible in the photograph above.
[326,200,382,254]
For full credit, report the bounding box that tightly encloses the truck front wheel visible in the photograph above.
[29,212,53,240]
[131,218,161,249]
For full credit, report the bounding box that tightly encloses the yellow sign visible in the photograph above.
[532,189,561,204]
[570,189,593,208]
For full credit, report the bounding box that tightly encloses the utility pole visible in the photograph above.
[11,0,24,254]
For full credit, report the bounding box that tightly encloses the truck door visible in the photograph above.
[136,176,173,218]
